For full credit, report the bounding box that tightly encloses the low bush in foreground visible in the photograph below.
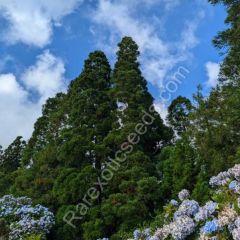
[0,195,54,240]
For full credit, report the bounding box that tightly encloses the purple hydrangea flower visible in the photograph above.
[170,199,179,207]
[178,189,190,201]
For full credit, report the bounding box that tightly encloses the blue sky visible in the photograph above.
[0,0,226,147]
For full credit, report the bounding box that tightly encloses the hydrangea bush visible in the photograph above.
[0,195,55,240]
[127,164,240,240]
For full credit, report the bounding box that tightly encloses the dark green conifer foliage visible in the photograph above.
[167,96,193,136]
[21,93,67,166]
[59,51,115,169]
[52,51,116,239]
[1,136,25,172]
[112,37,152,116]
[12,93,67,210]
[209,0,240,84]
[82,37,172,240]
[0,137,25,197]
[192,166,211,204]
[156,136,198,200]
[0,145,3,152]
[189,85,240,177]
[111,37,172,155]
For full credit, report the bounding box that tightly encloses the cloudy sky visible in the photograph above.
[0,0,225,147]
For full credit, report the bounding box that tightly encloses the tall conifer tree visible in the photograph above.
[52,51,116,240]
[111,37,172,154]
[59,51,115,169]
[84,37,172,240]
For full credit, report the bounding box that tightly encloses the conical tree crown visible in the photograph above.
[59,51,115,168]
[113,37,152,116]
[72,51,111,92]
[111,37,172,153]
[115,36,140,71]
[69,51,112,129]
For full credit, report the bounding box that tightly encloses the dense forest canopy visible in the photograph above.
[1,0,240,239]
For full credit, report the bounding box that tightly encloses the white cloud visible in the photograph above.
[0,74,38,148]
[179,10,205,54]
[0,0,83,47]
[22,50,65,103]
[154,102,168,122]
[90,0,204,91]
[133,0,180,10]
[0,73,25,97]
[205,61,220,88]
[162,0,180,10]
[0,51,66,148]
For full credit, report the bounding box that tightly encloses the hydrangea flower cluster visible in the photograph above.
[128,190,196,240]
[194,201,218,222]
[133,229,153,240]
[178,189,190,201]
[127,164,240,240]
[209,164,240,188]
[173,199,199,220]
[0,195,55,240]
[200,219,220,234]
[170,199,179,207]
